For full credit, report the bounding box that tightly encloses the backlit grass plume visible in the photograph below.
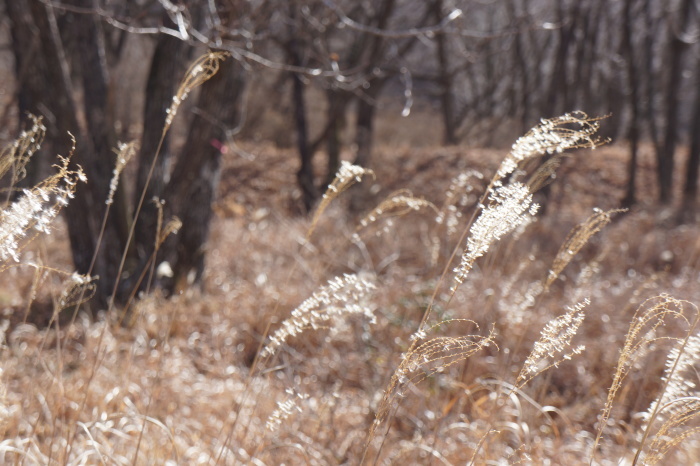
[436,170,484,237]
[261,273,376,358]
[363,325,495,462]
[451,182,538,293]
[515,299,588,390]
[265,389,309,433]
[308,161,374,238]
[494,112,605,182]
[526,154,568,193]
[356,189,437,237]
[0,140,85,267]
[106,141,137,206]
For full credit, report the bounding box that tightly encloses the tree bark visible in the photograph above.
[23,0,97,284]
[657,0,693,204]
[161,57,245,293]
[682,78,700,218]
[324,89,345,187]
[70,0,130,304]
[622,0,640,207]
[133,21,193,270]
[431,0,457,145]
[292,69,316,213]
[6,1,49,187]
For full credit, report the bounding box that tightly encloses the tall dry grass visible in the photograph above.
[0,52,699,465]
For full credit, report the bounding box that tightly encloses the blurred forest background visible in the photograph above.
[1,0,699,305]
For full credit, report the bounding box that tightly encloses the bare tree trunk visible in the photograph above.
[682,76,700,219]
[291,69,316,212]
[431,0,457,145]
[161,57,245,293]
[622,0,640,207]
[70,0,129,303]
[324,89,345,187]
[133,21,192,269]
[643,0,662,156]
[287,3,317,213]
[506,0,531,134]
[546,1,570,116]
[354,84,383,168]
[657,0,694,204]
[6,1,49,187]
[23,0,97,284]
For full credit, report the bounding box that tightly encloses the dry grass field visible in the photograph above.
[0,106,699,466]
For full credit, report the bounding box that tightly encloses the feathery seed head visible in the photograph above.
[496,112,605,181]
[261,273,376,358]
[452,182,537,291]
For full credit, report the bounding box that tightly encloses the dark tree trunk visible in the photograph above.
[431,0,457,145]
[6,1,49,187]
[292,70,316,213]
[354,88,381,168]
[70,0,129,304]
[161,57,245,293]
[133,23,192,268]
[682,79,700,219]
[643,0,662,156]
[22,0,97,283]
[506,0,531,134]
[286,3,317,213]
[324,89,345,187]
[545,1,580,117]
[622,0,640,207]
[657,0,693,204]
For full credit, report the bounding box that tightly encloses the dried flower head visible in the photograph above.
[592,295,695,460]
[56,273,96,311]
[636,299,700,464]
[265,389,309,433]
[526,154,568,193]
[436,170,484,236]
[366,325,495,455]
